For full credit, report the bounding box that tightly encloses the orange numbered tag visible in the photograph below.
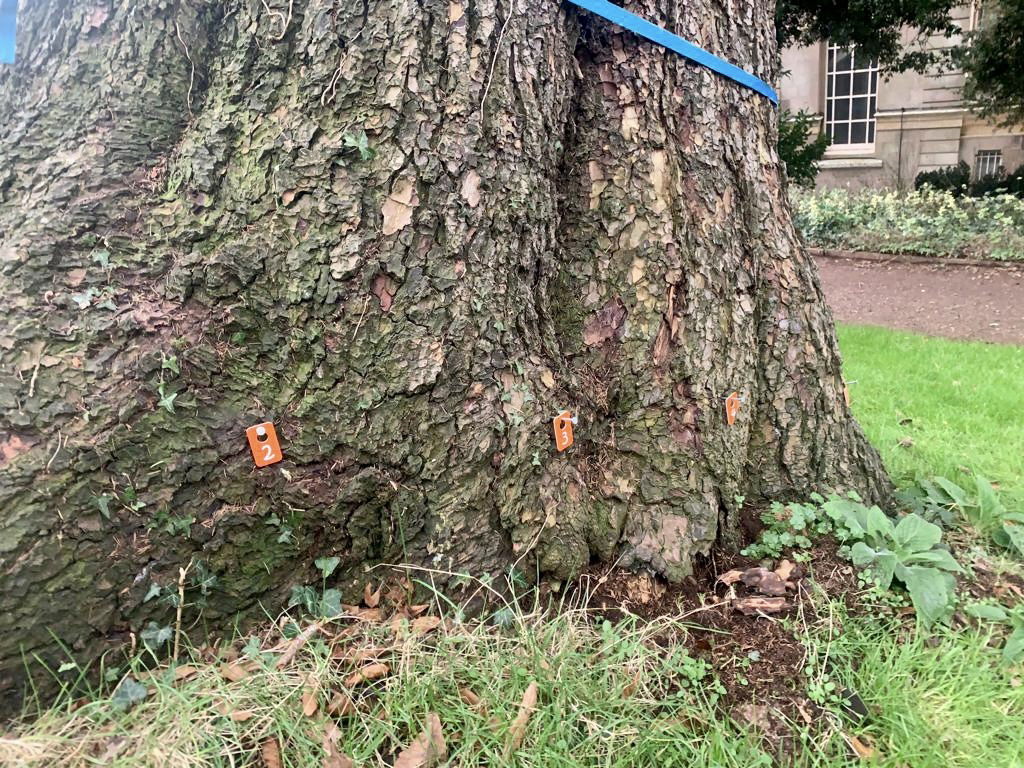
[246,422,283,467]
[552,411,574,452]
[725,393,741,426]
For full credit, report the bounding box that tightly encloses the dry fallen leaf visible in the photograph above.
[333,645,391,663]
[410,616,442,635]
[795,700,815,725]
[504,681,538,756]
[327,691,355,717]
[174,665,199,682]
[732,596,788,616]
[230,709,255,722]
[323,722,355,768]
[847,733,878,759]
[261,738,283,768]
[459,687,483,710]
[364,582,382,608]
[276,622,322,669]
[342,605,383,623]
[302,686,319,717]
[622,670,641,699]
[220,663,249,682]
[344,662,389,687]
[394,712,447,768]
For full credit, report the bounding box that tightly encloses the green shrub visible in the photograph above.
[969,162,1024,198]
[914,161,1024,199]
[791,187,1024,260]
[915,161,970,197]
[778,109,830,188]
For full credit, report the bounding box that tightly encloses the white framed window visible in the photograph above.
[825,45,879,147]
[974,149,1002,179]
[969,0,989,32]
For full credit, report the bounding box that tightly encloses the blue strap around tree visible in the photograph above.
[0,0,16,65]
[566,0,778,105]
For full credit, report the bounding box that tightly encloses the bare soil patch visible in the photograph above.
[575,542,860,751]
[815,254,1024,344]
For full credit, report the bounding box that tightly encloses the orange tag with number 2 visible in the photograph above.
[553,411,574,452]
[725,393,741,426]
[246,422,283,467]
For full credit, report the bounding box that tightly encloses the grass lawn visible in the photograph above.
[838,324,1024,510]
[8,583,1024,768]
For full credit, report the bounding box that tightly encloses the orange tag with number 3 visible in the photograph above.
[553,411,574,452]
[246,422,283,467]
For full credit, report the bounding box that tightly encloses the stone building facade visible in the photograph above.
[780,3,1024,189]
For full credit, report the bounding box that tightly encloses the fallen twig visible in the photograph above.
[173,559,194,662]
[275,621,323,669]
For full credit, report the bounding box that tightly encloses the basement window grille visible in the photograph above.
[974,149,1003,179]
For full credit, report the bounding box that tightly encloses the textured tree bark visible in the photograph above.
[0,0,889,707]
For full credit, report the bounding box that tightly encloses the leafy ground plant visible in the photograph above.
[740,498,831,560]
[743,491,963,626]
[824,495,962,626]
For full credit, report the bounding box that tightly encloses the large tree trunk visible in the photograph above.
[0,0,889,707]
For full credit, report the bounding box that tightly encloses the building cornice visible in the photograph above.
[875,107,964,118]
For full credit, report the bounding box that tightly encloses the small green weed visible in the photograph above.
[744,492,963,626]
[741,497,832,560]
[342,130,374,162]
[929,475,1024,557]
[964,601,1024,663]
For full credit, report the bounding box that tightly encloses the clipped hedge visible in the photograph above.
[791,187,1024,261]
[914,162,1024,199]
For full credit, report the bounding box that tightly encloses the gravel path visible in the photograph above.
[814,255,1024,345]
